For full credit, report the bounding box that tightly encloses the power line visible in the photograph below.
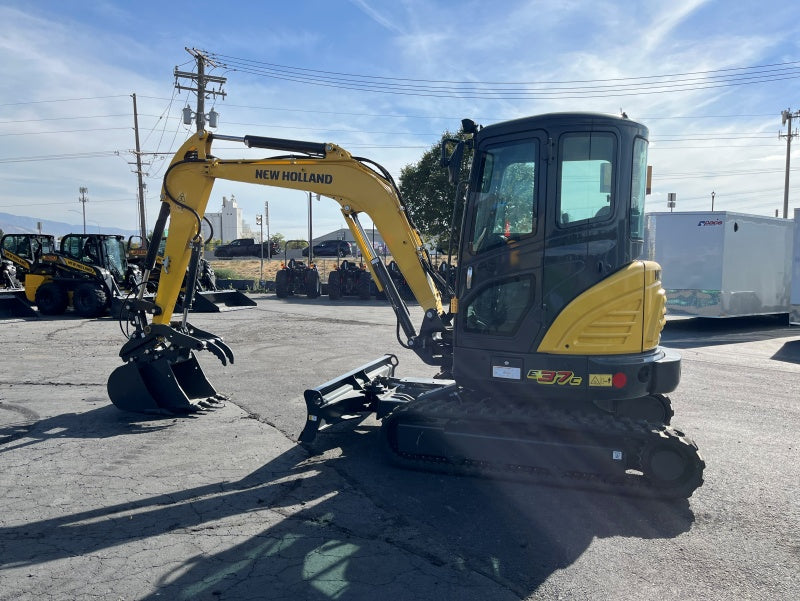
[0,95,130,107]
[0,127,132,137]
[0,151,121,163]
[0,198,134,208]
[208,53,800,88]
[205,52,800,99]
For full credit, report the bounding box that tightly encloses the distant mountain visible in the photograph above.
[0,212,139,239]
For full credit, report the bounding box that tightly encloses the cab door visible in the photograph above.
[452,128,546,387]
[540,128,626,329]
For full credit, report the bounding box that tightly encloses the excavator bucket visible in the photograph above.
[0,290,37,318]
[181,290,257,312]
[107,352,223,415]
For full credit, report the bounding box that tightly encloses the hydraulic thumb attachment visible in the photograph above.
[107,320,233,414]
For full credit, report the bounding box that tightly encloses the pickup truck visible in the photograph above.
[213,238,278,258]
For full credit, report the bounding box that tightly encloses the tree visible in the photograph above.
[269,233,285,248]
[399,130,471,252]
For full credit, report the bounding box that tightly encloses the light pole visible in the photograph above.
[256,214,264,287]
[307,192,320,263]
[78,187,88,234]
[265,200,270,262]
[711,191,715,211]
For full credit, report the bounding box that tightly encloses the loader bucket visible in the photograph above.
[181,290,257,312]
[107,352,222,415]
[300,354,398,443]
[0,290,37,318]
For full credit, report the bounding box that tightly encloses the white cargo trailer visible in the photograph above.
[791,208,800,325]
[644,211,793,317]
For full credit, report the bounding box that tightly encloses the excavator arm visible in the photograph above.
[108,131,453,415]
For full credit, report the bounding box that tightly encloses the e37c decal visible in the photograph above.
[527,370,582,386]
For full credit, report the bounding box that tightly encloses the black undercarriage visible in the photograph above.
[301,355,705,499]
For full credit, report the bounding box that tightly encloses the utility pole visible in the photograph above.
[78,187,88,234]
[780,108,800,219]
[308,192,313,264]
[256,214,264,287]
[131,93,148,245]
[175,48,226,133]
[265,201,270,262]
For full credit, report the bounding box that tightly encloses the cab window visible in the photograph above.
[558,133,615,225]
[630,137,648,240]
[470,139,538,254]
[464,276,533,335]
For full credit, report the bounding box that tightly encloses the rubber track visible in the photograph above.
[380,392,705,498]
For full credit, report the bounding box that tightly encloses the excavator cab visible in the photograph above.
[451,113,673,416]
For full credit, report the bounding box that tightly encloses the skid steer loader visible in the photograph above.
[107,113,705,498]
[0,233,56,318]
[23,233,141,317]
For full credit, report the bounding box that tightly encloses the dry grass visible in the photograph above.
[210,254,453,283]
[210,258,352,282]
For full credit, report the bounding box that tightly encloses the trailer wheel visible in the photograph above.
[275,270,290,298]
[73,282,109,317]
[328,271,342,300]
[305,270,321,298]
[357,271,371,300]
[35,282,68,315]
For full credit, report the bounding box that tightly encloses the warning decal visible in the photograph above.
[589,374,613,387]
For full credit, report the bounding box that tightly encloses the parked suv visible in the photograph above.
[302,240,353,257]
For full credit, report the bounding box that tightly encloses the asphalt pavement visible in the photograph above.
[0,300,798,600]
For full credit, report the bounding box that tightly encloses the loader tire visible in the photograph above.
[328,271,342,300]
[35,282,68,315]
[73,282,109,317]
[357,271,371,300]
[275,270,290,298]
[305,270,321,298]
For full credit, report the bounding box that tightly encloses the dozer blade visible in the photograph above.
[180,290,257,313]
[107,352,222,415]
[0,290,37,318]
[300,354,398,443]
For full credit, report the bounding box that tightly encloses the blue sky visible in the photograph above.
[1,0,800,239]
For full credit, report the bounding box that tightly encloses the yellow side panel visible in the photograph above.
[24,274,48,302]
[537,261,666,355]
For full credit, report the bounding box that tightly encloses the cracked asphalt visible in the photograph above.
[1,298,798,600]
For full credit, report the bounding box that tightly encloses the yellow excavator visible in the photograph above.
[108,112,705,498]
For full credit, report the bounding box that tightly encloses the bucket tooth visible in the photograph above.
[107,352,220,415]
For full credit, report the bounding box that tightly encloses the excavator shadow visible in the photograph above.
[0,404,175,452]
[0,409,695,599]
[772,339,800,364]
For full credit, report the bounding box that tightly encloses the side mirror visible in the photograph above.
[441,138,465,186]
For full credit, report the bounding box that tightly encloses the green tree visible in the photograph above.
[399,130,471,252]
[269,233,285,247]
